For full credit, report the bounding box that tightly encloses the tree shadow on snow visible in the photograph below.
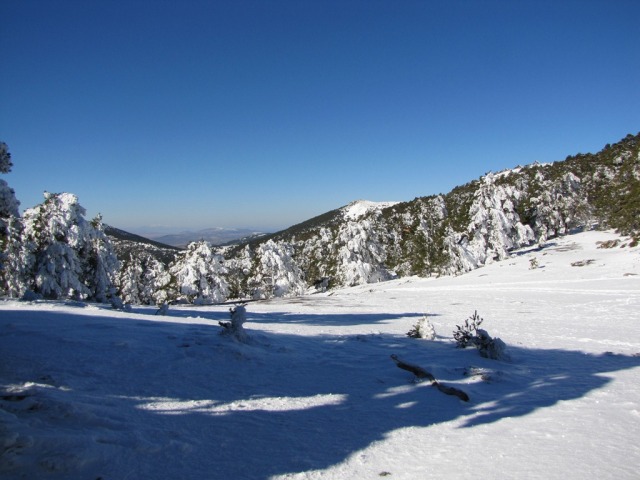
[1,308,639,479]
[160,305,426,326]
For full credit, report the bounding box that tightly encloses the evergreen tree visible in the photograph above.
[20,192,119,300]
[82,214,120,302]
[249,239,306,299]
[464,173,534,264]
[169,240,228,304]
[0,142,13,174]
[0,142,22,296]
[116,253,171,305]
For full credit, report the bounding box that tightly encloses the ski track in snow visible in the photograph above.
[1,230,639,479]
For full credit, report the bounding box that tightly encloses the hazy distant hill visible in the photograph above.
[151,228,268,248]
[104,225,182,265]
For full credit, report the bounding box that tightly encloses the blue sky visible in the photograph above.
[1,0,639,234]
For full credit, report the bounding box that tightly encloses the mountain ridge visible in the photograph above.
[150,227,268,248]
[218,132,639,299]
[107,131,639,304]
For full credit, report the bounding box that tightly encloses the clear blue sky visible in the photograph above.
[1,0,639,233]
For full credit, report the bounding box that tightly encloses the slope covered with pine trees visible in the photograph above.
[0,133,638,304]
[222,132,639,297]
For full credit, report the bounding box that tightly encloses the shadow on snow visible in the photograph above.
[1,307,639,479]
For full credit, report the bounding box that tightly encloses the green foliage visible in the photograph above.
[0,142,12,174]
[219,131,640,291]
[442,180,478,233]
[453,310,483,348]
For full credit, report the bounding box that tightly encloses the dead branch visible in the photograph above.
[390,354,469,402]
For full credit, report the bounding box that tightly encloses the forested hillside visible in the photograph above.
[0,133,638,305]
[222,133,639,297]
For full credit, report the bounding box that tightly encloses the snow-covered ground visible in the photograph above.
[1,230,639,479]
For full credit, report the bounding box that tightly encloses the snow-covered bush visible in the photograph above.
[475,329,509,360]
[453,311,508,360]
[219,304,248,342]
[407,316,436,340]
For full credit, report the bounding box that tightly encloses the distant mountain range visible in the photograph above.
[105,226,269,266]
[144,228,268,248]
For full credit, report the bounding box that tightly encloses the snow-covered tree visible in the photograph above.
[527,171,589,242]
[169,240,228,304]
[19,192,119,301]
[0,180,19,220]
[335,219,392,286]
[0,142,22,296]
[224,245,254,299]
[463,173,534,265]
[116,257,145,305]
[0,142,13,174]
[116,253,170,305]
[0,216,23,296]
[79,214,120,302]
[248,239,306,299]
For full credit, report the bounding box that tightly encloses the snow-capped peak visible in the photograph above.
[341,200,399,221]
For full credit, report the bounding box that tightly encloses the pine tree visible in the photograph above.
[116,253,172,305]
[249,240,306,299]
[169,240,228,304]
[82,214,120,302]
[19,193,119,300]
[0,142,22,296]
[0,142,13,174]
[116,256,145,305]
[464,173,534,264]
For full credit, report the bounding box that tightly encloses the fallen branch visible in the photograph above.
[390,354,469,402]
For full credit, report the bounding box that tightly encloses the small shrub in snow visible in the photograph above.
[20,290,42,302]
[407,316,436,340]
[529,257,539,269]
[219,304,249,342]
[110,296,132,312]
[155,302,169,315]
[453,311,508,360]
[453,310,483,348]
[475,329,509,360]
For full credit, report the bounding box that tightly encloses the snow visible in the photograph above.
[341,200,399,220]
[1,229,639,479]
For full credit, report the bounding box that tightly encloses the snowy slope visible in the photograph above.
[1,230,639,479]
[341,200,399,220]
